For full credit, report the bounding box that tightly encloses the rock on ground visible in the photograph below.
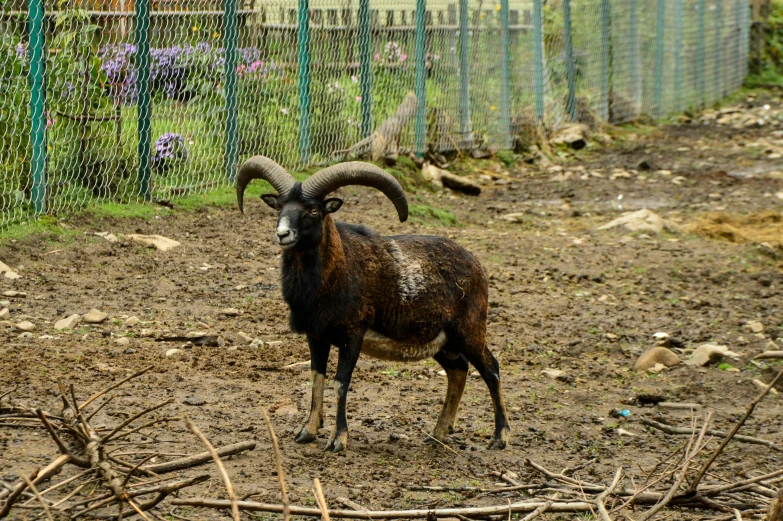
[83,309,108,324]
[54,314,82,331]
[126,234,181,252]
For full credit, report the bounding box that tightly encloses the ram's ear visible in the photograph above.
[323,198,343,214]
[260,193,280,210]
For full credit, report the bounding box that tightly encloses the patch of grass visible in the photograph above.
[0,215,79,244]
[87,201,164,220]
[495,150,517,166]
[409,204,458,227]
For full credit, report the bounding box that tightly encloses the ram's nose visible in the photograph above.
[275,217,297,248]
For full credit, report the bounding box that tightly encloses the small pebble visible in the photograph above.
[115,337,130,346]
[83,309,108,324]
[16,321,35,332]
[124,316,140,326]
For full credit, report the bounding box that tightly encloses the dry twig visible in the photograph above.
[313,478,331,521]
[262,408,290,521]
[19,472,54,521]
[183,416,240,521]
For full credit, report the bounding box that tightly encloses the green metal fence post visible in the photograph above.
[629,0,639,115]
[458,0,471,145]
[358,0,372,139]
[414,0,426,157]
[653,0,665,116]
[298,0,311,164]
[500,0,511,148]
[734,0,741,89]
[674,0,683,111]
[563,0,576,122]
[599,0,610,121]
[533,0,544,121]
[714,0,722,98]
[224,0,238,181]
[696,0,705,107]
[28,0,46,213]
[135,0,151,200]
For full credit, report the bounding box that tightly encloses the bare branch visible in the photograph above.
[313,479,331,521]
[19,472,54,521]
[100,399,173,444]
[262,408,290,521]
[183,416,240,521]
[688,369,783,494]
[79,365,154,410]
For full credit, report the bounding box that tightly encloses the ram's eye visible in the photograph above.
[308,208,319,216]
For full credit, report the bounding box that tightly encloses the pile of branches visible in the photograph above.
[170,369,782,521]
[0,365,256,520]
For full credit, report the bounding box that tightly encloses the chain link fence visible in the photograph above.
[1,0,750,227]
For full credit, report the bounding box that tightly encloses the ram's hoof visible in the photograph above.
[487,438,507,450]
[324,432,348,452]
[295,428,317,444]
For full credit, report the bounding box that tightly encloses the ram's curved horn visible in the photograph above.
[236,155,296,213]
[301,162,408,222]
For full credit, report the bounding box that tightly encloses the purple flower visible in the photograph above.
[152,132,188,171]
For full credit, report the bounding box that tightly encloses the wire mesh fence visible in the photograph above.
[1,0,750,227]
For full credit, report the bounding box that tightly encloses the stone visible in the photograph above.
[83,309,108,324]
[127,234,181,252]
[633,346,681,371]
[0,308,8,320]
[617,428,637,437]
[249,339,264,349]
[501,213,527,223]
[597,209,669,234]
[746,321,764,333]
[550,123,590,150]
[0,300,9,307]
[183,396,206,406]
[237,332,254,345]
[0,260,20,280]
[165,348,185,358]
[3,291,26,298]
[115,337,131,346]
[273,403,299,416]
[685,344,741,367]
[54,314,81,331]
[16,321,35,332]
[439,170,482,196]
[124,316,140,326]
[94,232,118,243]
[17,332,33,339]
[220,308,241,317]
[38,335,54,340]
[541,368,568,381]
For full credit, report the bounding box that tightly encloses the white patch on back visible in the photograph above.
[387,240,425,302]
[362,329,447,362]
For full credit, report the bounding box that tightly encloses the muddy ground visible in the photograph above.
[1,92,783,520]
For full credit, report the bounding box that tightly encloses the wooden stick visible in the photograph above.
[595,469,623,521]
[641,418,782,452]
[21,468,94,505]
[703,469,783,495]
[170,498,597,518]
[19,472,54,521]
[524,460,603,491]
[488,470,522,487]
[108,416,180,443]
[183,417,240,521]
[141,440,256,475]
[101,399,173,443]
[79,365,154,410]
[0,468,38,518]
[313,479,331,521]
[262,408,290,521]
[688,369,783,494]
[128,498,153,521]
[520,500,553,521]
[637,412,712,521]
[85,395,115,422]
[754,351,783,359]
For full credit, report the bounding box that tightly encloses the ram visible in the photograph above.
[237,156,510,452]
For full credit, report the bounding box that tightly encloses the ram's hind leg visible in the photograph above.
[464,345,510,450]
[431,351,469,442]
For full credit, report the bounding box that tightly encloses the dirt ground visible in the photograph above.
[1,91,783,520]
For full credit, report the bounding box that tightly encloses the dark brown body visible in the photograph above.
[286,216,510,451]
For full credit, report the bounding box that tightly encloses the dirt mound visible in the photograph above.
[686,211,783,251]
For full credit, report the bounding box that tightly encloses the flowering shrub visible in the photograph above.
[152,132,188,171]
[374,40,408,65]
[100,43,272,105]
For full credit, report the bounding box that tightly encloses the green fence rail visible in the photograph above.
[0,0,751,227]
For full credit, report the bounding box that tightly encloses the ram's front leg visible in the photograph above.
[325,332,364,453]
[295,335,331,443]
